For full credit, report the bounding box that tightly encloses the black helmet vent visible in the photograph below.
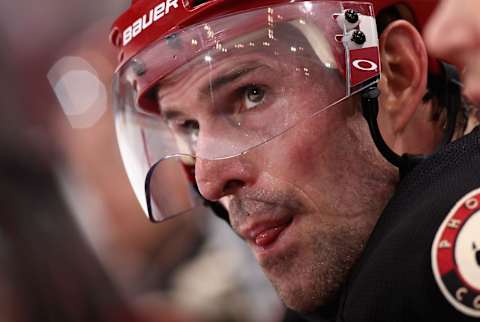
[183,0,212,9]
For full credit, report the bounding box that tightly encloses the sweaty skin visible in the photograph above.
[157,36,398,311]
[153,13,446,311]
[214,103,397,312]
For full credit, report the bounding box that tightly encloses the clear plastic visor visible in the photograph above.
[113,1,378,221]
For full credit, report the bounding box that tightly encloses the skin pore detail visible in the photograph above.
[156,21,340,142]
[218,97,397,312]
[111,1,473,319]
[156,49,343,161]
[154,20,398,313]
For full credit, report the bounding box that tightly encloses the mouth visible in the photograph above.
[240,215,295,252]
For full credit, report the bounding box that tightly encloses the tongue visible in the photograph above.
[255,224,289,247]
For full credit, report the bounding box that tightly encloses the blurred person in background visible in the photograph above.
[0,1,209,321]
[0,29,140,322]
[424,0,480,105]
[0,121,141,322]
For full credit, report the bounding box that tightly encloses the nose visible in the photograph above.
[195,156,256,202]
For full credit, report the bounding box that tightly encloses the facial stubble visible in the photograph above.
[258,215,371,313]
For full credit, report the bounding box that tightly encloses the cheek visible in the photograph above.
[266,106,383,217]
[286,133,326,180]
[272,108,345,182]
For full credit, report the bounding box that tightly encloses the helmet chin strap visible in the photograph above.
[360,62,461,178]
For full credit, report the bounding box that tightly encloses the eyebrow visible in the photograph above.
[199,64,262,96]
[159,63,265,120]
[161,109,183,122]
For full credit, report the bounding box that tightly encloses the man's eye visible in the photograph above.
[181,119,200,131]
[243,85,266,110]
[169,119,199,133]
[170,119,199,147]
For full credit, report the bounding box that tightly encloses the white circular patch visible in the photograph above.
[432,187,480,317]
[455,210,480,291]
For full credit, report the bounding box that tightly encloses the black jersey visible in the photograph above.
[334,127,480,321]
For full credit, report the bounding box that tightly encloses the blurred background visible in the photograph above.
[0,1,286,321]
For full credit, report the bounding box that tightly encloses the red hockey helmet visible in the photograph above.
[110,0,438,222]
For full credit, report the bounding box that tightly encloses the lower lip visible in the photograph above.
[252,218,294,252]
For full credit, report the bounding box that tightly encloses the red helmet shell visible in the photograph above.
[110,0,437,71]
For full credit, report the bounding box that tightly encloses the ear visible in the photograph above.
[377,20,428,144]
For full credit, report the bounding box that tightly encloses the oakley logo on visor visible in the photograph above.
[123,0,179,46]
[352,59,378,71]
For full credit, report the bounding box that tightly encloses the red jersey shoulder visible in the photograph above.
[432,187,480,318]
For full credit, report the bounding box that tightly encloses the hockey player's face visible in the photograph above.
[157,54,397,312]
[193,97,397,312]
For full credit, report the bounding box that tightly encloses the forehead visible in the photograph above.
[155,22,339,97]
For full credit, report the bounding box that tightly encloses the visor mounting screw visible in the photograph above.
[345,9,359,24]
[131,58,146,76]
[351,30,366,45]
[165,33,176,41]
[165,33,182,49]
